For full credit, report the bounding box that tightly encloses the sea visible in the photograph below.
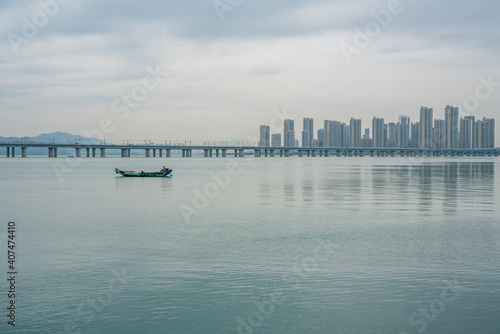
[0,156,499,334]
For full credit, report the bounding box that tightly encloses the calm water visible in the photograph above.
[0,156,499,333]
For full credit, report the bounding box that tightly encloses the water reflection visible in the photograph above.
[369,162,494,214]
[257,161,495,216]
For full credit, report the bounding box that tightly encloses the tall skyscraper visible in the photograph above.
[445,105,459,149]
[303,118,314,147]
[349,118,362,148]
[433,119,445,149]
[397,123,409,148]
[343,124,350,147]
[387,122,397,148]
[324,120,343,147]
[258,125,270,147]
[411,122,420,148]
[317,129,325,147]
[397,117,410,147]
[420,107,433,148]
[475,118,495,149]
[464,116,476,148]
[459,118,473,149]
[301,131,310,148]
[372,117,385,148]
[284,119,295,147]
[271,134,281,147]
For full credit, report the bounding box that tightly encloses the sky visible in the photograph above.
[1,0,499,146]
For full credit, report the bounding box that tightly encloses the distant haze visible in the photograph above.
[1,0,499,146]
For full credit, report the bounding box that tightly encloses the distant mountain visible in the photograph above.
[0,131,102,145]
[0,132,109,156]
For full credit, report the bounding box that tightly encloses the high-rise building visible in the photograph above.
[475,118,495,148]
[445,105,459,149]
[387,122,397,148]
[258,125,270,147]
[420,107,433,148]
[317,129,325,147]
[464,116,476,148]
[284,119,295,147]
[343,124,350,147]
[410,122,420,148]
[372,117,385,148]
[303,118,314,147]
[459,118,473,149]
[271,134,281,147]
[350,118,362,148]
[301,131,310,148]
[324,120,343,147]
[433,119,445,149]
[397,123,409,148]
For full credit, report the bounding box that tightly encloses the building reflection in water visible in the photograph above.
[257,161,495,215]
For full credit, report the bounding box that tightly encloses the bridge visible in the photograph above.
[0,142,499,158]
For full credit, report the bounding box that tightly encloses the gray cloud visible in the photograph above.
[0,0,499,145]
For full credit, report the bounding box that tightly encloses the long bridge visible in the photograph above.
[0,142,499,158]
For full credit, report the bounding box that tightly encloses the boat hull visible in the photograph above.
[115,168,172,177]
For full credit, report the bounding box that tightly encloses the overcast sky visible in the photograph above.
[1,0,499,145]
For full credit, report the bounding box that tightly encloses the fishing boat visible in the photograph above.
[115,168,172,177]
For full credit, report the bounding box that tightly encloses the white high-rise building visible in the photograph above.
[445,105,459,149]
[419,107,433,149]
[349,118,362,148]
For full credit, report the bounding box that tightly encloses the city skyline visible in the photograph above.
[258,106,495,149]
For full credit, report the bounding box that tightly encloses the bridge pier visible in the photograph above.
[92,148,96,157]
[86,148,90,157]
[21,147,27,157]
[311,150,316,157]
[6,147,9,157]
[298,151,303,157]
[324,150,329,157]
[210,149,213,157]
[216,149,219,157]
[11,147,15,157]
[348,150,353,157]
[284,150,290,157]
[391,151,396,157]
[145,149,151,157]
[166,149,171,157]
[239,149,245,157]
[360,151,364,157]
[280,150,283,157]
[159,149,163,157]
[270,150,275,157]
[153,149,156,158]
[100,148,106,157]
[234,149,238,157]
[222,149,227,157]
[75,148,81,158]
[204,149,209,157]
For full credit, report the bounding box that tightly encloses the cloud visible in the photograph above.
[0,0,498,145]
